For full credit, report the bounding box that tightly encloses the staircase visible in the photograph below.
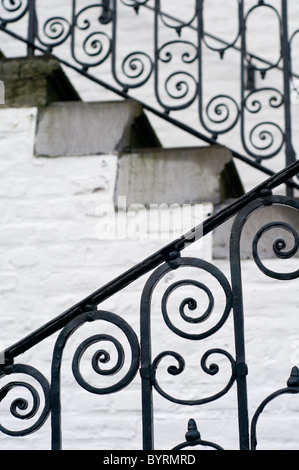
[0,1,298,451]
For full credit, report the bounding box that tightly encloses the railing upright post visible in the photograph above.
[281,0,296,197]
[27,0,37,56]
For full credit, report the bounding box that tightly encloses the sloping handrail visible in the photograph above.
[0,0,298,193]
[3,159,299,365]
[0,160,298,450]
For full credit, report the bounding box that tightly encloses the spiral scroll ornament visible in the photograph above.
[39,16,71,49]
[150,348,236,405]
[163,72,198,110]
[0,364,50,437]
[159,259,232,340]
[120,51,153,88]
[141,257,235,406]
[69,5,113,68]
[72,333,128,395]
[2,0,24,12]
[156,41,198,111]
[252,222,299,280]
[248,123,284,159]
[203,95,240,135]
[52,310,140,396]
[83,32,111,60]
[0,0,28,23]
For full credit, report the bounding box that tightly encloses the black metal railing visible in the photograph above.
[0,160,298,450]
[0,0,298,194]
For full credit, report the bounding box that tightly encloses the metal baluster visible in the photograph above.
[27,0,36,56]
[281,0,296,197]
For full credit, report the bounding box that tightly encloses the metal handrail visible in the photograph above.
[4,159,299,364]
[0,0,298,192]
[0,160,297,451]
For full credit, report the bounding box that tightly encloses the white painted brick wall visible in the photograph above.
[0,0,298,451]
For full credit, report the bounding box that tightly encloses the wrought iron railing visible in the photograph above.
[0,160,298,450]
[0,0,298,194]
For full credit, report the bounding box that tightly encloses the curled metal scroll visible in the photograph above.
[112,0,153,91]
[231,195,299,279]
[151,348,236,405]
[155,40,198,112]
[51,309,140,449]
[141,257,236,407]
[251,367,299,450]
[0,0,28,24]
[52,309,140,396]
[240,2,285,162]
[241,88,285,161]
[0,0,294,180]
[252,221,299,280]
[157,258,233,340]
[71,5,112,69]
[120,51,153,88]
[203,95,240,136]
[0,364,50,437]
[245,88,284,114]
[37,17,71,50]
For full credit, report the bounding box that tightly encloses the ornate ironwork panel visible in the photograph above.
[0,0,298,192]
[0,160,298,450]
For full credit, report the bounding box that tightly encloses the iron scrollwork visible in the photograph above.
[0,364,51,437]
[150,348,236,406]
[141,256,236,447]
[252,221,299,280]
[230,193,299,449]
[51,308,140,449]
[0,0,29,26]
[0,0,297,184]
[251,367,299,450]
[240,2,286,163]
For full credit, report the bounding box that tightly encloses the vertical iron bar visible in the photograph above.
[139,0,160,451]
[197,0,204,137]
[230,229,250,450]
[240,0,248,170]
[232,0,250,451]
[281,0,296,197]
[153,0,160,113]
[70,0,76,60]
[140,302,154,451]
[27,0,36,56]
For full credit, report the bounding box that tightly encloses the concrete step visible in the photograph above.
[115,145,244,207]
[35,99,162,157]
[0,55,162,155]
[0,54,81,107]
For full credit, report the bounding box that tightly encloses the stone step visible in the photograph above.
[0,54,81,107]
[115,145,244,207]
[0,55,162,155]
[35,99,162,157]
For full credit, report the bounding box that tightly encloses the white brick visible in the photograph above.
[0,0,298,451]
[0,273,17,292]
